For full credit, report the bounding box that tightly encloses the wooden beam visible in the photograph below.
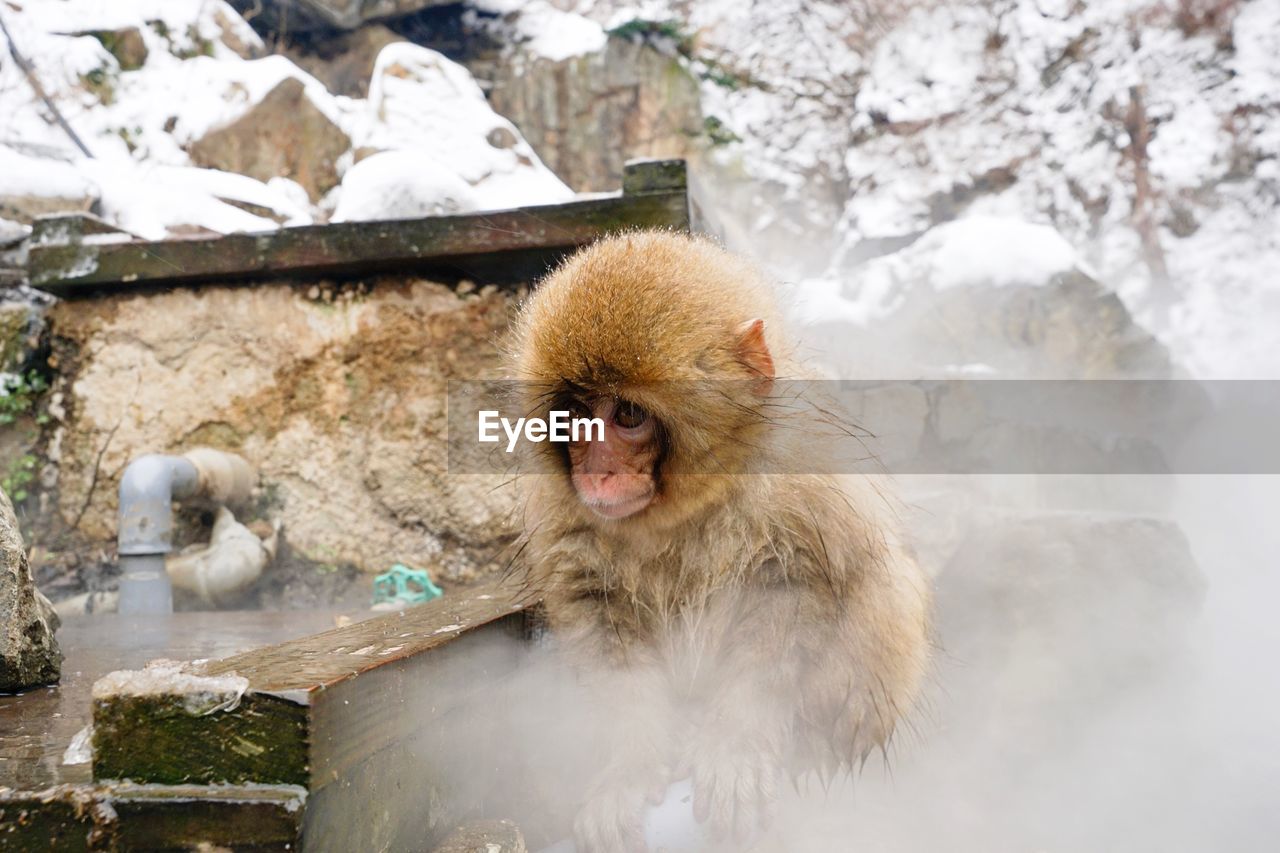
[29,160,692,295]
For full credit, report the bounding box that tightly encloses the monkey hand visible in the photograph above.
[687,734,782,847]
[574,761,669,853]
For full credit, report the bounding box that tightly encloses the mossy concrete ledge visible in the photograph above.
[87,578,536,850]
[0,782,306,852]
[27,159,695,295]
[91,664,310,786]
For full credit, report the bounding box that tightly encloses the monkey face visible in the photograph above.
[563,396,662,519]
[513,232,781,531]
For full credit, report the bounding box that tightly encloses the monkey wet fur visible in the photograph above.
[511,232,932,852]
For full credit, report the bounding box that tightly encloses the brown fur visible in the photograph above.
[509,231,932,850]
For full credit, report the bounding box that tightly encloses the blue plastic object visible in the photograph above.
[372,563,443,606]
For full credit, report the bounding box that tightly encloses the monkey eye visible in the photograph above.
[560,395,590,419]
[613,399,650,430]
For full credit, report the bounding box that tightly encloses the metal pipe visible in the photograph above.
[116,449,254,615]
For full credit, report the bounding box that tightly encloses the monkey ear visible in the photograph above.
[734,318,775,395]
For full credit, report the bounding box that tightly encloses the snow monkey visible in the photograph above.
[509,231,932,852]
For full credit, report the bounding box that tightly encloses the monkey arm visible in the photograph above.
[789,550,934,778]
[678,581,813,845]
[539,576,683,853]
[681,559,931,844]
[573,661,681,853]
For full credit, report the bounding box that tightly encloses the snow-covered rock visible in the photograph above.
[79,162,311,239]
[798,216,1170,378]
[0,1,569,240]
[850,217,1085,296]
[189,77,352,201]
[356,42,572,210]
[329,151,480,221]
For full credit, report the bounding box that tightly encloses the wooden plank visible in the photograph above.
[300,617,532,851]
[28,160,692,294]
[89,578,536,800]
[198,577,533,693]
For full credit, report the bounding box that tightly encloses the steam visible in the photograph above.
[777,475,1280,852]
[407,474,1277,851]
[419,4,1280,845]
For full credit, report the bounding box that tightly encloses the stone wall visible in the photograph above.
[45,276,520,582]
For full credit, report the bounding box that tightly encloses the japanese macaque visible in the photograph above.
[510,231,932,852]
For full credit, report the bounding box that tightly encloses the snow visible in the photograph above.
[796,216,1084,328]
[20,0,263,56]
[330,151,480,222]
[80,161,302,240]
[1228,0,1280,103]
[356,43,572,211]
[61,725,93,766]
[916,217,1083,291]
[567,0,1280,379]
[0,147,98,200]
[92,658,249,716]
[0,0,569,238]
[474,0,607,61]
[1148,98,1227,190]
[857,4,988,126]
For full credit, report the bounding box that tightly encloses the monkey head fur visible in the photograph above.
[511,230,791,537]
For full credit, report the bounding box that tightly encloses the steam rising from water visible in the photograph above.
[806,475,1280,853]
[417,475,1278,851]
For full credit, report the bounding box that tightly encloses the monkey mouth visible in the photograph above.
[579,491,654,520]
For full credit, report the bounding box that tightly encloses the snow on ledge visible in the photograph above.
[93,659,249,716]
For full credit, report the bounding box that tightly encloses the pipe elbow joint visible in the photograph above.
[117,454,199,556]
[117,448,255,556]
[182,448,255,507]
[116,448,255,615]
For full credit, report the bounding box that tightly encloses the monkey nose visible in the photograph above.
[571,470,654,519]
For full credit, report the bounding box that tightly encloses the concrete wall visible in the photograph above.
[46,276,519,581]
